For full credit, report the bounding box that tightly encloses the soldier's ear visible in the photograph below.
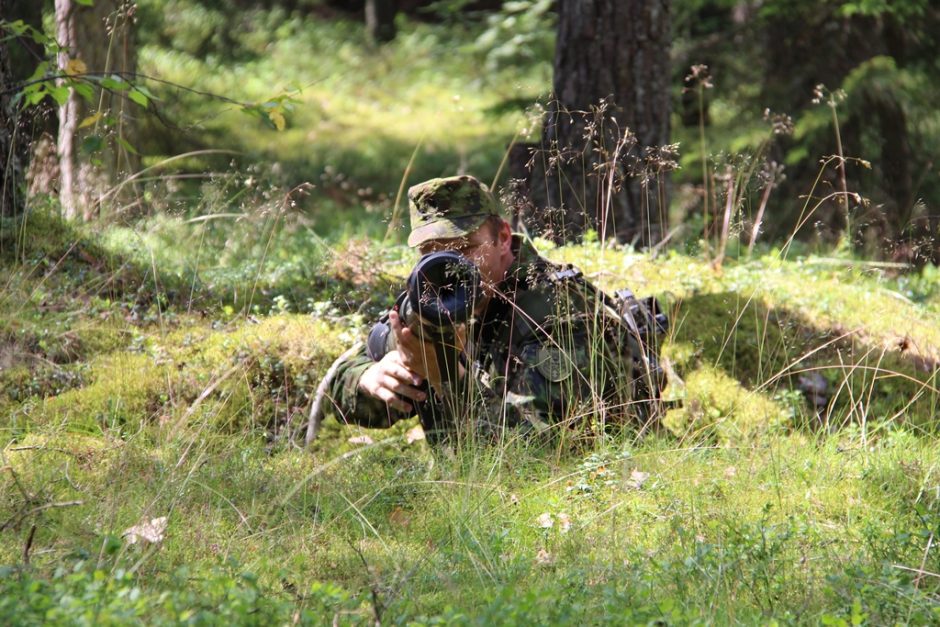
[496,219,512,249]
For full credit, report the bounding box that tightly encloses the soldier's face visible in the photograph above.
[419,219,513,290]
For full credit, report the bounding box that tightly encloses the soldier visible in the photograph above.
[328,174,660,441]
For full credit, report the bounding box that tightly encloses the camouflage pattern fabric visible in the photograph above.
[327,235,644,441]
[407,175,500,247]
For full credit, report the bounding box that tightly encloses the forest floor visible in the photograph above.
[1,210,939,624]
[2,8,940,624]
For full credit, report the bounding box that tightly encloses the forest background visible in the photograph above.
[1,0,940,623]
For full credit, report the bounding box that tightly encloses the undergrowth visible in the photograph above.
[1,8,938,622]
[1,208,938,624]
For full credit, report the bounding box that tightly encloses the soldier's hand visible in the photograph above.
[389,310,467,394]
[358,350,427,413]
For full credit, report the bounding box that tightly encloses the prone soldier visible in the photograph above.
[327,174,665,442]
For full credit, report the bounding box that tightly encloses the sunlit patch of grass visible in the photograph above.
[662,365,790,441]
[140,16,541,195]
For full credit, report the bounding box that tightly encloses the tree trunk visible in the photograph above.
[534,0,671,245]
[19,0,60,202]
[56,0,140,221]
[0,0,49,218]
[365,0,397,43]
[0,25,20,218]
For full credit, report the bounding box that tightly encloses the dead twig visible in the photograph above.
[1,500,85,533]
[302,341,364,447]
[23,525,37,565]
[893,563,940,581]
[345,537,384,626]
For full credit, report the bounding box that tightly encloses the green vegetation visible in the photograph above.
[2,3,939,624]
[134,7,546,238]
[3,206,938,623]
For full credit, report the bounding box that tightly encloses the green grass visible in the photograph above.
[136,13,545,236]
[2,210,938,624]
[3,7,939,622]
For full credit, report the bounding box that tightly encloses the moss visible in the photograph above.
[0,363,89,406]
[0,209,99,263]
[3,309,364,441]
[163,315,355,433]
[650,267,939,430]
[757,261,940,366]
[663,365,791,442]
[30,352,170,436]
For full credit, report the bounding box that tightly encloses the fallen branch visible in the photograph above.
[301,341,364,447]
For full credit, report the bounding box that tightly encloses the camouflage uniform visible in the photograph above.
[328,176,646,439]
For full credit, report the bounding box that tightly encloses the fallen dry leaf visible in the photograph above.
[64,58,87,76]
[535,548,554,566]
[123,516,168,545]
[348,435,374,445]
[405,425,426,444]
[557,512,572,533]
[626,470,650,490]
[388,506,411,527]
[724,466,737,479]
[536,512,554,528]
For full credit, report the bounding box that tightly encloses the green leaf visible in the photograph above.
[27,27,52,46]
[0,19,51,46]
[75,0,95,5]
[99,76,129,92]
[2,20,29,37]
[73,81,95,103]
[27,61,49,82]
[81,134,104,155]
[24,89,46,107]
[48,85,70,106]
[135,84,157,101]
[127,89,149,107]
[240,104,264,121]
[116,136,140,156]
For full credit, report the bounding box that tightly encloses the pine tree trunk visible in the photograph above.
[365,0,397,43]
[56,0,140,221]
[17,0,60,202]
[0,30,20,218]
[0,0,47,218]
[535,0,671,245]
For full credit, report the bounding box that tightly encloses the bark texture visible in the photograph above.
[534,0,671,245]
[56,0,140,221]
[1,0,48,217]
[365,0,397,43]
[0,22,20,218]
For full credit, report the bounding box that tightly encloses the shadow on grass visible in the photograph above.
[668,290,939,438]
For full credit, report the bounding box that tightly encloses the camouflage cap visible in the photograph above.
[407,175,500,247]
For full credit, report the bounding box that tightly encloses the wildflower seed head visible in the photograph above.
[763,108,794,136]
[685,64,713,89]
[811,84,826,104]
